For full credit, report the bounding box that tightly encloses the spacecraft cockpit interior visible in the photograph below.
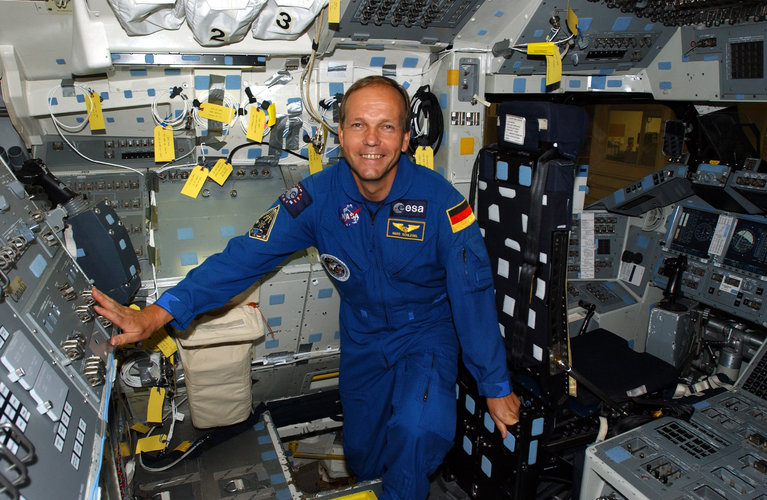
[0,0,766,498]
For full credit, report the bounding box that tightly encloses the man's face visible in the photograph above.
[338,84,410,199]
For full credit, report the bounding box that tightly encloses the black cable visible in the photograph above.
[408,85,444,157]
[225,141,308,164]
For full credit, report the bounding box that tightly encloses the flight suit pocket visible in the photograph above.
[463,238,494,291]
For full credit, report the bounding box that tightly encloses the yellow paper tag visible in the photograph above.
[527,42,556,56]
[154,126,175,163]
[309,143,323,174]
[246,108,266,142]
[545,52,563,85]
[131,422,151,434]
[567,3,578,35]
[415,146,434,170]
[120,441,131,457]
[209,158,233,186]
[180,165,209,198]
[86,91,106,131]
[136,434,167,454]
[175,440,193,452]
[267,103,276,126]
[143,327,178,358]
[328,0,340,23]
[198,102,234,124]
[147,386,166,423]
[446,69,459,86]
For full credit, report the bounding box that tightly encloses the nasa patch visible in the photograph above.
[390,199,427,219]
[249,205,279,241]
[338,202,362,227]
[280,183,312,218]
[320,253,350,282]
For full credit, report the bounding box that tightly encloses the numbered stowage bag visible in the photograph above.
[185,0,268,46]
[174,287,264,428]
[107,0,185,36]
[251,0,327,40]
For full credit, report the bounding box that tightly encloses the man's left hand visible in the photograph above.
[487,392,521,438]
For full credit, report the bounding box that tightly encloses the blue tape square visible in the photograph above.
[483,413,495,433]
[370,56,386,67]
[402,81,410,90]
[276,489,291,500]
[247,148,262,158]
[659,81,672,90]
[329,82,344,97]
[402,57,418,68]
[145,54,154,64]
[644,23,654,31]
[261,450,277,461]
[265,339,279,349]
[493,10,504,17]
[137,117,145,123]
[503,433,516,452]
[270,474,286,485]
[177,227,194,240]
[465,395,475,414]
[569,80,582,88]
[497,160,509,180]
[318,288,333,299]
[308,333,322,343]
[528,439,538,465]
[268,317,282,327]
[540,77,547,92]
[165,68,181,76]
[658,61,672,70]
[106,117,115,123]
[579,18,593,31]
[49,97,58,106]
[607,80,622,88]
[194,75,210,90]
[124,90,133,99]
[182,54,201,61]
[147,88,156,97]
[439,93,448,109]
[130,69,147,77]
[462,435,472,455]
[531,417,544,436]
[56,58,66,65]
[225,56,234,66]
[591,76,606,90]
[257,435,271,444]
[477,29,487,36]
[225,74,241,89]
[533,29,544,38]
[334,331,341,339]
[611,17,632,31]
[220,225,236,237]
[269,294,285,305]
[76,94,85,103]
[180,253,198,266]
[519,165,532,186]
[30,254,48,278]
[513,78,526,93]
[605,446,631,463]
[481,456,492,477]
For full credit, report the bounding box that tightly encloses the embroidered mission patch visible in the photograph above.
[387,218,425,241]
[320,253,350,282]
[447,199,476,233]
[280,183,312,218]
[249,205,279,241]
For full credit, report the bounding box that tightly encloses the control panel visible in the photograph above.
[495,0,676,75]
[0,156,113,498]
[569,212,628,281]
[656,201,767,326]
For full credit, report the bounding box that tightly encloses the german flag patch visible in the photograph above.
[447,199,476,233]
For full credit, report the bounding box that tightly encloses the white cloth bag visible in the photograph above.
[185,0,268,46]
[107,0,185,36]
[251,0,326,40]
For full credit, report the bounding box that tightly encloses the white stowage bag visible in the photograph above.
[174,285,265,428]
[251,0,327,40]
[107,0,186,36]
[184,0,268,46]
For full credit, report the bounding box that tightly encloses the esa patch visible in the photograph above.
[249,205,279,241]
[338,202,361,227]
[320,253,350,282]
[447,199,476,233]
[280,183,312,218]
[390,199,427,219]
[387,218,425,241]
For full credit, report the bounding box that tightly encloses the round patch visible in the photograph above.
[320,253,350,282]
[392,202,405,215]
[338,202,361,227]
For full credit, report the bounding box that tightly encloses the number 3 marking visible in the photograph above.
[276,11,292,30]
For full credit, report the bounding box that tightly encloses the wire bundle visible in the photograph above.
[408,85,444,156]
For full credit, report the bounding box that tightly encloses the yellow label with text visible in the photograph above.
[147,387,166,423]
[209,158,233,186]
[267,103,276,126]
[247,108,266,142]
[198,102,234,123]
[415,146,434,170]
[136,434,167,453]
[143,327,178,358]
[329,0,340,23]
[154,126,175,163]
[180,166,209,198]
[309,143,322,174]
[86,91,106,131]
[527,42,557,56]
[545,52,562,85]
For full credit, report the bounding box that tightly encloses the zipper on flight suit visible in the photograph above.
[423,356,434,401]
[365,202,390,326]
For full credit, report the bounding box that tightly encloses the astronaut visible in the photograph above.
[94,76,520,500]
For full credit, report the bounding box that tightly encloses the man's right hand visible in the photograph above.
[91,287,173,346]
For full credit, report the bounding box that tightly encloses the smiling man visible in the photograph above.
[93,76,520,500]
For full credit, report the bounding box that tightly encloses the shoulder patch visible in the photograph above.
[280,183,312,218]
[447,199,476,233]
[249,205,279,241]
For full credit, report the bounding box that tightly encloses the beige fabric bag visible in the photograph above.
[174,285,264,428]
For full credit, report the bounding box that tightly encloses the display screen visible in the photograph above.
[669,207,721,258]
[723,218,767,275]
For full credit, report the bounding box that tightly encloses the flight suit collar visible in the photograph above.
[338,153,415,204]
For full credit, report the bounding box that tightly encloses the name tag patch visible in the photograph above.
[387,219,425,241]
[390,199,427,219]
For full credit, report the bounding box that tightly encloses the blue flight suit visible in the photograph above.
[155,153,512,499]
